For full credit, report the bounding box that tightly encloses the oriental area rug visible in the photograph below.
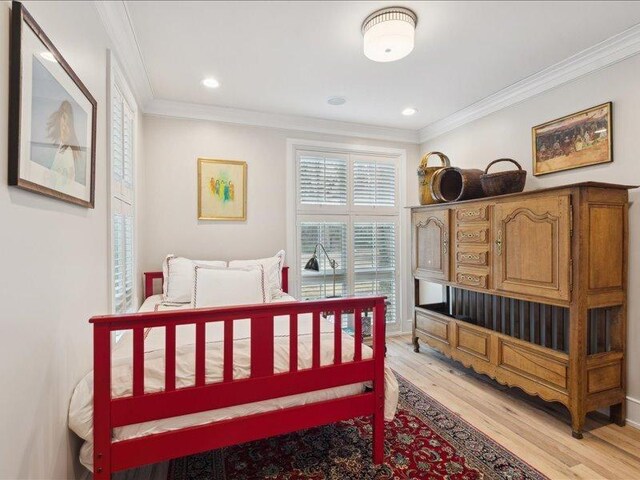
[168,375,546,480]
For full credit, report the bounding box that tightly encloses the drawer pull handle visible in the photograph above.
[495,230,503,256]
[457,273,485,288]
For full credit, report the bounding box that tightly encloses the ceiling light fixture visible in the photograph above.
[40,51,57,63]
[202,77,220,88]
[402,107,418,116]
[362,7,417,63]
[327,96,346,106]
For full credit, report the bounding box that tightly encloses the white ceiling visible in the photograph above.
[124,1,640,131]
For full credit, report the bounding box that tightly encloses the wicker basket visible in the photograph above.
[417,152,450,205]
[480,158,526,197]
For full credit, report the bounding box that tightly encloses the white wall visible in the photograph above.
[417,53,640,426]
[141,115,419,328]
[0,2,140,478]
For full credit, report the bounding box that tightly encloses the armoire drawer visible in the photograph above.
[415,310,449,344]
[456,227,489,244]
[455,205,489,223]
[498,339,568,391]
[454,324,490,361]
[455,271,488,289]
[456,249,489,267]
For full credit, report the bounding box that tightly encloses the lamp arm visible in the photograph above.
[315,243,338,269]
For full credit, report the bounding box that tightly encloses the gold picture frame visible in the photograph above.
[197,158,247,221]
[532,102,612,176]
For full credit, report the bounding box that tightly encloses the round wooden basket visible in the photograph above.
[431,167,485,202]
[480,158,526,197]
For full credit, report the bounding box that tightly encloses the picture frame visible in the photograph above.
[8,1,97,208]
[532,102,612,176]
[197,158,247,221]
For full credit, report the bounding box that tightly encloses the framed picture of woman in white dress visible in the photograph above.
[8,1,97,208]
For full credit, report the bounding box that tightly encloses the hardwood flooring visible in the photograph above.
[386,335,640,480]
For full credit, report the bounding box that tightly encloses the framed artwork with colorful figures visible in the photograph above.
[198,158,247,220]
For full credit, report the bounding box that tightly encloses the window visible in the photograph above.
[295,149,400,326]
[110,67,137,314]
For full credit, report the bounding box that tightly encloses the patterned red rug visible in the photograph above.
[168,374,546,479]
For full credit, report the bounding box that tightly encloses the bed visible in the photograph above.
[69,266,398,478]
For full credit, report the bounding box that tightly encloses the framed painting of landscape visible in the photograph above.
[532,102,612,176]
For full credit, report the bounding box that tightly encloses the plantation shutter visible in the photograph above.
[299,221,348,300]
[123,102,134,192]
[294,147,400,328]
[111,79,136,314]
[298,153,348,206]
[353,160,396,207]
[353,222,397,323]
[112,86,124,187]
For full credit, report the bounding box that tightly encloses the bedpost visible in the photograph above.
[372,299,386,464]
[93,322,112,479]
[144,272,164,300]
[281,266,289,294]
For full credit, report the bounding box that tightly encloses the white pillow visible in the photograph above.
[192,265,269,308]
[228,250,285,298]
[162,255,227,303]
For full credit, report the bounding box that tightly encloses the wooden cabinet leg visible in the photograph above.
[571,409,585,439]
[610,402,626,427]
[412,336,420,353]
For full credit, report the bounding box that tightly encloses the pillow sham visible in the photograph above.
[228,250,285,298]
[162,255,227,303]
[192,265,269,308]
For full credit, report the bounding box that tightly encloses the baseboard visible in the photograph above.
[626,396,640,429]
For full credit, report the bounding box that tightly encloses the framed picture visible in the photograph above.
[532,102,612,176]
[8,1,97,208]
[198,158,247,221]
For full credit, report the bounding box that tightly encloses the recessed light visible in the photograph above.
[327,96,346,106]
[40,51,57,63]
[402,107,418,116]
[202,77,220,89]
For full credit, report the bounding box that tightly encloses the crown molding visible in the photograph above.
[419,23,640,143]
[94,1,640,146]
[94,1,154,106]
[145,99,420,144]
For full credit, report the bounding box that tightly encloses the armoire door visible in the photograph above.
[412,209,450,282]
[493,195,571,302]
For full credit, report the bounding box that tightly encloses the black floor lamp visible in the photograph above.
[304,243,339,298]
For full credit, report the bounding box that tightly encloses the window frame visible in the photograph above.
[288,140,407,333]
[108,54,138,315]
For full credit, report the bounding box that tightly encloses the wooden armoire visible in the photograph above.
[410,182,634,438]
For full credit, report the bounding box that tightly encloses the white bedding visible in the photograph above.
[69,294,399,471]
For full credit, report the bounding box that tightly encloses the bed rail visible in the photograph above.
[91,295,386,478]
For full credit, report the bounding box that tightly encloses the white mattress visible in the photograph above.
[69,294,399,471]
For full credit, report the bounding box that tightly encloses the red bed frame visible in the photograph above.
[91,266,386,478]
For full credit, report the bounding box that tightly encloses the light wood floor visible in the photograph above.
[387,334,640,480]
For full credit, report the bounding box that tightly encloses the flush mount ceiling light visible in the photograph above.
[327,96,346,106]
[362,7,417,62]
[202,77,220,88]
[402,107,418,116]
